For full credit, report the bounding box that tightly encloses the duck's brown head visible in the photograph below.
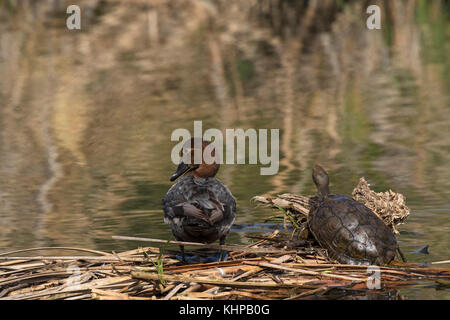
[170,138,220,181]
[312,164,330,200]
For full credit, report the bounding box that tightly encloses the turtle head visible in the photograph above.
[312,164,330,200]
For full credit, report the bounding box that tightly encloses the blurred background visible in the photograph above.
[0,0,449,298]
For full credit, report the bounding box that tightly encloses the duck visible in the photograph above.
[162,137,236,262]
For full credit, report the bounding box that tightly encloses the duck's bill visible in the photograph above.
[170,162,197,181]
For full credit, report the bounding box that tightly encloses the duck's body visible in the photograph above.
[162,176,236,245]
[162,138,236,261]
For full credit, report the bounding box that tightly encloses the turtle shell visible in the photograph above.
[308,194,398,265]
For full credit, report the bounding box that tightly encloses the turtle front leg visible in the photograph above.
[397,246,407,262]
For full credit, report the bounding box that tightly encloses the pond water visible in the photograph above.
[0,1,448,299]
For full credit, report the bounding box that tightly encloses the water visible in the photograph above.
[0,0,449,299]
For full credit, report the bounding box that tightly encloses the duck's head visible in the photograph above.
[312,164,330,199]
[170,138,220,182]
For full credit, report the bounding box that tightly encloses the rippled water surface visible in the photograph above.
[0,0,449,299]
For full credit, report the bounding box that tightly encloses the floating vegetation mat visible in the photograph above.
[1,235,449,300]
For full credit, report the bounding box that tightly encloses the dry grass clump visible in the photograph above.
[352,178,409,234]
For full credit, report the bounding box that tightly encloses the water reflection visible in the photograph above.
[0,0,448,299]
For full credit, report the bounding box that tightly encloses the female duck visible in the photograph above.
[162,138,236,261]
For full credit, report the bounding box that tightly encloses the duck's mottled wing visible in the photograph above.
[209,178,237,221]
[162,177,236,225]
[171,203,211,224]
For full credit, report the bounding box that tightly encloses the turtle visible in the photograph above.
[307,165,406,265]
